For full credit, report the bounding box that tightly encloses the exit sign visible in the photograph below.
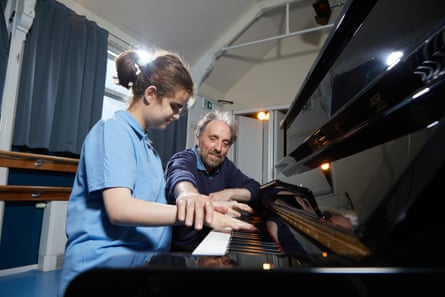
[202,98,213,110]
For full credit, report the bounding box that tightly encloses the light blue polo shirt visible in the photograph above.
[59,110,171,297]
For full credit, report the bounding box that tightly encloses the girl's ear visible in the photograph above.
[144,85,157,104]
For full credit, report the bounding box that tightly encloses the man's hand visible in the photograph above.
[213,200,254,217]
[208,190,233,201]
[208,211,258,233]
[208,188,252,203]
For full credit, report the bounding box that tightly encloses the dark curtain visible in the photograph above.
[149,111,188,168]
[12,0,108,155]
[0,0,9,110]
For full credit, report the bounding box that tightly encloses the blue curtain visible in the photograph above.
[0,0,9,110]
[12,0,108,155]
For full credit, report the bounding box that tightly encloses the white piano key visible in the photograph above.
[192,231,231,256]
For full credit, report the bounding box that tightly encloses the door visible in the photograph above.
[234,115,263,183]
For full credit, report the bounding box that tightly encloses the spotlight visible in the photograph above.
[313,0,331,25]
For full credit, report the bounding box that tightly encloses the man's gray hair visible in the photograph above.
[195,110,238,144]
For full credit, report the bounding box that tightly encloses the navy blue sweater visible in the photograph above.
[164,147,260,251]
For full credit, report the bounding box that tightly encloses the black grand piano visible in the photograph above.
[65,0,445,295]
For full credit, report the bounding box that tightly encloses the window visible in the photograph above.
[101,49,131,119]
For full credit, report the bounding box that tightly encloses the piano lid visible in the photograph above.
[64,250,445,297]
[279,0,445,174]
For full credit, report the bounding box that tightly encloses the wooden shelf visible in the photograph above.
[0,150,78,201]
[0,150,78,173]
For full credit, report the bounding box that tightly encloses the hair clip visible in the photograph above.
[134,63,142,76]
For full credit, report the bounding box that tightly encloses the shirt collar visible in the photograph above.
[116,110,146,139]
[193,145,206,171]
[116,110,154,149]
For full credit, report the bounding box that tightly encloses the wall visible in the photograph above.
[219,32,329,112]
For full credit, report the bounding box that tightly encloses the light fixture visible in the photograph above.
[320,162,333,188]
[320,162,330,171]
[257,111,269,121]
[313,0,331,25]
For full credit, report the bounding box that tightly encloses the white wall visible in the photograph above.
[217,33,329,112]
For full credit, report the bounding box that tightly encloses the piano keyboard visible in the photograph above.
[192,213,283,256]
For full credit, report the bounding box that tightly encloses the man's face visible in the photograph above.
[196,120,232,173]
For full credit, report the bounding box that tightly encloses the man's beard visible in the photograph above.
[206,151,223,168]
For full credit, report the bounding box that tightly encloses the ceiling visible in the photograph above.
[65,0,344,99]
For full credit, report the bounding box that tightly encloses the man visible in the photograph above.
[165,110,261,252]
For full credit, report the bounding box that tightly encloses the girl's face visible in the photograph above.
[144,86,190,130]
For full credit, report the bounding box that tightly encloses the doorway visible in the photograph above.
[234,109,286,184]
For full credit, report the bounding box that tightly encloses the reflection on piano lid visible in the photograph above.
[264,198,371,258]
[280,0,445,174]
[65,251,445,297]
[258,179,371,261]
